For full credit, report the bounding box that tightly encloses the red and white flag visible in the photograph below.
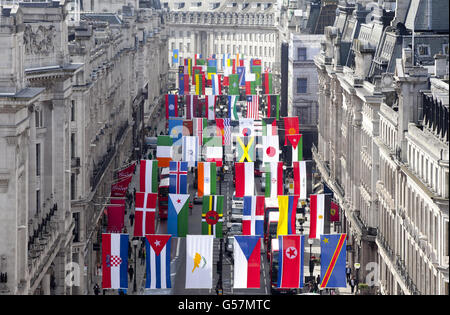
[235,162,254,197]
[293,161,307,200]
[134,192,157,237]
[117,163,135,180]
[246,95,259,120]
[309,194,331,239]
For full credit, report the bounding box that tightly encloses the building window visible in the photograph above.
[187,42,191,52]
[36,189,41,214]
[35,108,43,128]
[36,143,41,176]
[417,45,430,57]
[71,100,75,121]
[73,212,80,242]
[443,43,449,55]
[296,78,307,94]
[71,133,76,158]
[71,173,76,200]
[298,47,307,61]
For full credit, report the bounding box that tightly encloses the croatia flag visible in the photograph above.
[169,161,188,194]
[309,194,331,239]
[140,160,158,193]
[134,192,157,237]
[233,235,261,289]
[242,196,265,236]
[102,233,128,289]
[235,162,254,197]
[277,235,304,289]
[145,234,172,289]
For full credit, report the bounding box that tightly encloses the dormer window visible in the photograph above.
[417,44,430,57]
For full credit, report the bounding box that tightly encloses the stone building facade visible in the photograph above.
[0,0,168,295]
[313,0,448,294]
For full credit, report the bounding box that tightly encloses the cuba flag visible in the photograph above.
[277,235,304,289]
[320,234,347,288]
[233,235,261,288]
[242,196,265,236]
[145,234,172,289]
[102,233,128,289]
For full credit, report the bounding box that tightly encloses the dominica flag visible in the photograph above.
[236,136,255,163]
[233,235,261,289]
[266,95,280,119]
[277,235,304,289]
[167,194,190,237]
[203,136,222,167]
[202,195,224,238]
[165,94,178,119]
[139,160,158,193]
[262,72,273,94]
[195,73,205,95]
[309,193,331,239]
[262,118,278,136]
[235,162,254,197]
[264,162,284,199]
[228,95,239,120]
[156,136,173,168]
[197,162,217,197]
[320,234,347,288]
[277,195,299,237]
[228,73,240,95]
[262,135,279,163]
[145,234,172,289]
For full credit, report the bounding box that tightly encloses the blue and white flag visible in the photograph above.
[237,66,246,86]
[182,136,199,167]
[145,234,172,289]
[233,235,261,288]
[169,119,183,146]
[169,161,188,194]
[228,95,239,120]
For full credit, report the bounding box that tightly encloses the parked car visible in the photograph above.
[231,194,243,209]
[230,207,243,223]
[227,222,242,236]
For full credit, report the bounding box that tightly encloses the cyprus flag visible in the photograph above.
[185,235,214,289]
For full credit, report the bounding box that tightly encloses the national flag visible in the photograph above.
[277,235,304,289]
[246,95,259,120]
[207,59,217,80]
[245,80,257,95]
[197,162,217,197]
[111,175,132,197]
[223,118,232,146]
[192,66,203,85]
[262,72,273,94]
[185,95,199,120]
[309,194,331,239]
[182,136,199,167]
[293,161,306,199]
[203,136,222,167]
[277,195,299,237]
[211,74,221,95]
[283,117,299,145]
[202,195,224,238]
[235,162,254,197]
[195,73,205,95]
[184,58,192,77]
[264,162,284,199]
[196,57,205,66]
[165,94,178,119]
[239,118,255,137]
[205,95,216,120]
[169,161,188,194]
[228,74,239,95]
[330,200,340,222]
[168,194,190,237]
[185,235,214,289]
[194,53,202,64]
[106,205,125,233]
[262,118,278,136]
[320,234,347,288]
[172,49,179,64]
[156,136,173,167]
[117,163,135,180]
[178,70,186,95]
[262,136,279,163]
[169,119,183,146]
[222,53,230,70]
[193,117,207,147]
[134,192,157,237]
[183,119,193,136]
[242,196,265,236]
[228,95,239,120]
[236,136,255,162]
[145,234,172,289]
[250,59,262,85]
[233,235,261,289]
[292,134,303,163]
[237,66,246,86]
[102,233,128,289]
[266,95,280,119]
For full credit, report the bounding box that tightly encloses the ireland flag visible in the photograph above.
[156,136,173,168]
[202,195,224,238]
[168,194,190,237]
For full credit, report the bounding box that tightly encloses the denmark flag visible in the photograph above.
[134,192,157,237]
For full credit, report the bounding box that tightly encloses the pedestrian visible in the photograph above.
[129,212,135,226]
[316,274,321,286]
[346,266,351,283]
[350,277,356,294]
[128,265,134,282]
[133,187,136,200]
[93,283,100,295]
[140,249,145,266]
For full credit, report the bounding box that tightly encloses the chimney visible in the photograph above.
[434,53,448,78]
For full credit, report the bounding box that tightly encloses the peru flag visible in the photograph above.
[242,196,265,236]
[102,233,128,289]
[277,235,304,289]
[233,235,261,288]
[145,234,172,289]
[134,192,157,237]
[235,162,254,197]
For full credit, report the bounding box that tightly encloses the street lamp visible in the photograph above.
[308,238,314,277]
[132,238,139,293]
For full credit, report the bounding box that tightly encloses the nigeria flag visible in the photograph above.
[201,195,224,238]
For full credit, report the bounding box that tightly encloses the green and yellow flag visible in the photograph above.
[201,195,224,238]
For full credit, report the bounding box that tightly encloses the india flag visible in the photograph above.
[197,162,217,197]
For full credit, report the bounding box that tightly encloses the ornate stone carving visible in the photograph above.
[23,24,57,55]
